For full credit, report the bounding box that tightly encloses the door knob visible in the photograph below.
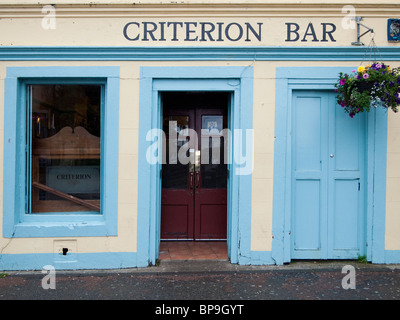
[195,150,200,172]
[330,154,334,158]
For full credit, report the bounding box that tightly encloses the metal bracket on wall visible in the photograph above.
[351,17,374,46]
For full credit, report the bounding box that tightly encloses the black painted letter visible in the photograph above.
[321,23,336,42]
[123,22,140,41]
[200,22,216,41]
[185,22,198,41]
[285,23,300,42]
[245,23,262,42]
[225,23,243,41]
[301,23,319,42]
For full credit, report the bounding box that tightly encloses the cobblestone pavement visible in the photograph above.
[1,260,400,303]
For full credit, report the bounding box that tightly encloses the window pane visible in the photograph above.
[162,115,190,189]
[28,84,102,213]
[201,115,227,189]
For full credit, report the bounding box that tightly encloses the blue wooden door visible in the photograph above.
[291,90,366,260]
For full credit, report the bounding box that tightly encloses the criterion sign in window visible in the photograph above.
[26,84,102,213]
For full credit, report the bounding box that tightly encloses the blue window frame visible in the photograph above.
[3,67,119,237]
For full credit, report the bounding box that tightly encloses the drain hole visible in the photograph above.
[62,248,69,255]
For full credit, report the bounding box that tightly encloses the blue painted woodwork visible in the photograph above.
[137,67,253,267]
[0,46,400,61]
[273,67,388,265]
[3,66,119,238]
[291,91,366,260]
[0,50,396,270]
[0,252,137,271]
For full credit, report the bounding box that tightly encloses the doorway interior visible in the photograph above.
[160,91,229,260]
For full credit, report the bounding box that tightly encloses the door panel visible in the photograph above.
[294,96,324,172]
[293,180,321,258]
[332,179,359,251]
[292,94,327,259]
[195,108,227,239]
[328,94,366,258]
[161,110,195,239]
[291,91,365,260]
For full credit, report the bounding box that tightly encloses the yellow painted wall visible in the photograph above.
[386,112,400,251]
[0,1,400,258]
[0,17,397,47]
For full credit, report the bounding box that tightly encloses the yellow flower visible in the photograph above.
[387,66,391,71]
[366,64,371,69]
[358,66,365,73]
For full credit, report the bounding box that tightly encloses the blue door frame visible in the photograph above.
[272,67,388,264]
[137,67,254,266]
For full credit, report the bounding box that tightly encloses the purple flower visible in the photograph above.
[340,79,346,85]
[376,63,382,69]
[363,73,369,79]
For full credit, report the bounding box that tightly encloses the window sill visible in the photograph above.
[6,214,116,238]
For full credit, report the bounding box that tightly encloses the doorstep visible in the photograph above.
[159,241,228,261]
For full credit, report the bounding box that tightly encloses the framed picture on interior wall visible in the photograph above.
[202,115,223,134]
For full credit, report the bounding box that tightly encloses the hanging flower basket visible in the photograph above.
[335,63,400,118]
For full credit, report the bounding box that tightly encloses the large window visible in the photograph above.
[27,84,102,213]
[3,67,119,237]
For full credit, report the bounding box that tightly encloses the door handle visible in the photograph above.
[195,150,200,172]
[195,171,200,188]
[189,172,194,190]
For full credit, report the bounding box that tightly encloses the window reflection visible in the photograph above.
[28,85,102,213]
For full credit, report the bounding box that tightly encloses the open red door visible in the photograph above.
[161,92,228,240]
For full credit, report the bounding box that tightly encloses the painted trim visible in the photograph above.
[250,251,275,265]
[2,3,399,18]
[1,46,400,61]
[0,252,137,271]
[371,107,389,263]
[272,67,389,264]
[137,66,253,267]
[3,66,120,238]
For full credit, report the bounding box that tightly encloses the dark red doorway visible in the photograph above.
[161,92,228,240]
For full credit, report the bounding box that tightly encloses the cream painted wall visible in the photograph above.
[0,1,400,257]
[0,16,397,47]
[1,60,400,254]
[386,110,400,251]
